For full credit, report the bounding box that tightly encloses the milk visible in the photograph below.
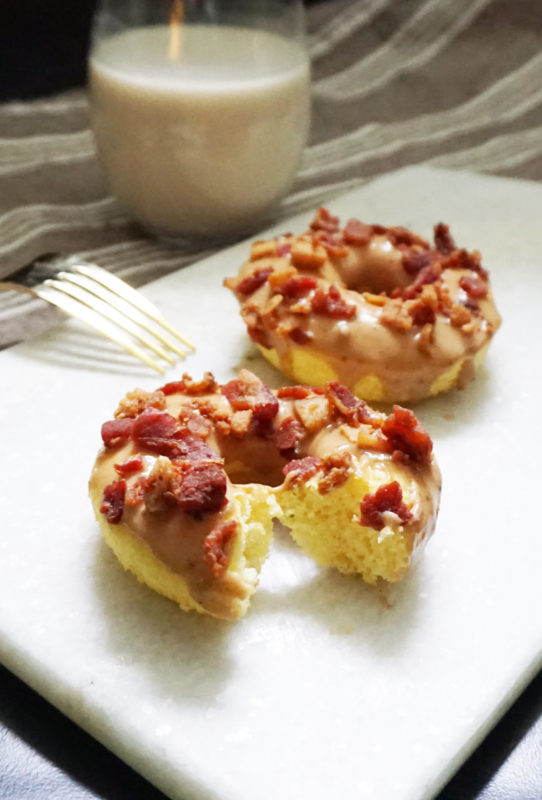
[89,25,310,241]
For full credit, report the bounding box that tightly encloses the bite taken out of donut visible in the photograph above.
[89,370,441,620]
[224,208,501,404]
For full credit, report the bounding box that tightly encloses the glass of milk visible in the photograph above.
[88,0,310,243]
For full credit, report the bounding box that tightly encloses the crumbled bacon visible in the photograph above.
[114,455,143,476]
[282,455,322,484]
[247,325,270,348]
[222,370,279,422]
[114,389,166,419]
[448,303,472,328]
[401,249,433,276]
[290,238,327,270]
[387,226,429,248]
[203,520,238,576]
[159,380,186,396]
[311,285,356,319]
[294,395,331,431]
[178,408,212,438]
[276,238,293,257]
[380,298,413,331]
[318,452,353,494]
[100,480,126,524]
[402,264,443,300]
[312,229,350,259]
[459,274,488,299]
[309,206,340,233]
[250,240,276,261]
[409,301,436,327]
[276,385,313,399]
[360,481,412,531]
[381,406,433,465]
[275,416,306,456]
[444,248,487,279]
[343,218,373,246]
[101,417,134,448]
[236,267,273,295]
[325,382,372,424]
[289,327,313,344]
[181,372,218,395]
[172,462,228,513]
[274,275,318,297]
[125,477,147,507]
[132,408,220,462]
[434,222,456,255]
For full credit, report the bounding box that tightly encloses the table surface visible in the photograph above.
[1,1,542,798]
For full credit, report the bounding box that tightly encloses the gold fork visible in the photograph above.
[0,253,194,373]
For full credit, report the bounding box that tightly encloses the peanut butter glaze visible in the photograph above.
[226,210,501,402]
[90,372,441,618]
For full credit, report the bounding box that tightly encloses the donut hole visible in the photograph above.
[336,237,411,296]
[218,434,287,487]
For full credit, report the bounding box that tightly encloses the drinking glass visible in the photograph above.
[88,0,310,243]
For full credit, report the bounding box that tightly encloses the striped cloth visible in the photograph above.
[2,0,542,344]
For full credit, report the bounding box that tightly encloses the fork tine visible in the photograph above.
[43,278,177,365]
[72,262,195,351]
[35,284,166,373]
[57,270,188,359]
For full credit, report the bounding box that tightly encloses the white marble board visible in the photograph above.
[1,167,541,800]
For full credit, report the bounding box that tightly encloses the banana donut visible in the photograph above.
[89,370,441,620]
[225,208,501,403]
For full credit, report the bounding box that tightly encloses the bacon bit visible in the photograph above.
[355,424,390,452]
[401,249,433,276]
[159,380,186,396]
[363,292,387,307]
[132,408,221,462]
[125,477,147,507]
[173,462,228,513]
[290,238,327,270]
[282,455,322,484]
[343,218,373,246]
[289,327,313,344]
[274,275,318,297]
[276,237,293,257]
[268,266,297,288]
[311,285,356,319]
[387,226,429,248]
[312,229,350,259]
[449,303,472,328]
[276,385,313,399]
[100,480,126,524]
[114,388,167,419]
[250,240,276,261]
[318,452,353,494]
[247,325,270,348]
[409,301,436,327]
[230,409,253,437]
[382,406,433,465]
[380,298,413,331]
[309,206,340,233]
[178,409,212,439]
[204,520,238,576]
[326,382,372,425]
[101,417,134,448]
[275,416,306,456]
[181,371,218,395]
[114,455,144,476]
[416,322,434,354]
[236,267,273,295]
[360,481,412,531]
[445,247,488,280]
[459,274,488,299]
[434,222,456,255]
[402,264,443,300]
[294,395,331,431]
[261,294,284,318]
[222,369,279,422]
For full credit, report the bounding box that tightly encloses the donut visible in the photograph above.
[89,370,441,620]
[225,208,501,403]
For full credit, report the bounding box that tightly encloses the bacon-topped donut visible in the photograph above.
[89,370,441,620]
[225,208,501,403]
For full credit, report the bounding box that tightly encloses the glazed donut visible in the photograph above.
[89,370,441,620]
[225,208,501,403]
